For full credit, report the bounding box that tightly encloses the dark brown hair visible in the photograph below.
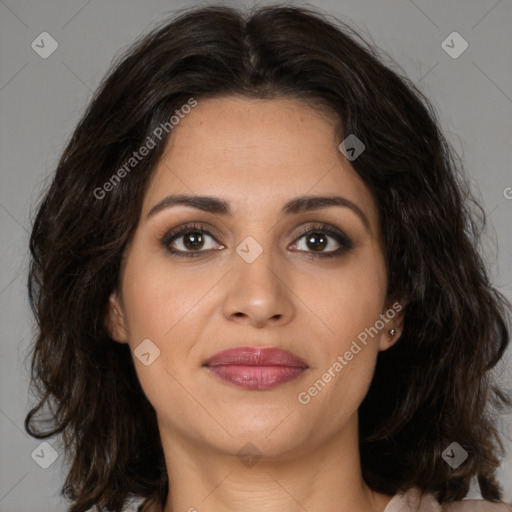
[25,3,512,511]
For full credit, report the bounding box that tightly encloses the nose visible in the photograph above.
[221,246,295,329]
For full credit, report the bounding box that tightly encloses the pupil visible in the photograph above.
[307,232,327,251]
[184,232,203,250]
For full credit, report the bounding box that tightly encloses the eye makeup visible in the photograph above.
[160,221,354,259]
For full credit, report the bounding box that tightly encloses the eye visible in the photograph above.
[290,223,353,258]
[162,223,223,258]
[161,222,353,259]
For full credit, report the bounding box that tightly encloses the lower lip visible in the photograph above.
[205,365,307,390]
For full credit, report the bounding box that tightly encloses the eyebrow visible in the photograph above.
[147,194,370,231]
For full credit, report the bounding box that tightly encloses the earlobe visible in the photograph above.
[377,300,405,351]
[105,291,129,343]
[378,328,399,351]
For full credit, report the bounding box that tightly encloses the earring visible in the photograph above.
[388,329,395,336]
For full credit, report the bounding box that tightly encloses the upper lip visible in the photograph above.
[203,346,309,368]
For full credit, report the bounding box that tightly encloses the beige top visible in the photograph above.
[383,487,512,512]
[134,487,512,511]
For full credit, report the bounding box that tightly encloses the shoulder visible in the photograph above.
[384,487,512,512]
[136,498,163,512]
[445,498,512,511]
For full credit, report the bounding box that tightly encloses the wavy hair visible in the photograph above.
[25,3,512,511]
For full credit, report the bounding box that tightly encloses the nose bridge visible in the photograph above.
[222,226,294,326]
[234,229,283,294]
[231,203,279,268]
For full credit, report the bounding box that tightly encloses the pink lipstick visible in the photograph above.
[203,346,309,390]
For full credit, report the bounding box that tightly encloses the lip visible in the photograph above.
[203,346,309,390]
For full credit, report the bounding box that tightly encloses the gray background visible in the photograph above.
[1,0,511,510]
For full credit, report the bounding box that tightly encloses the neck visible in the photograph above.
[160,412,393,512]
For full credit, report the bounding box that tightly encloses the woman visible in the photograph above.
[25,4,512,512]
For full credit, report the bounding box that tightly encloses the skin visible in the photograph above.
[107,95,404,512]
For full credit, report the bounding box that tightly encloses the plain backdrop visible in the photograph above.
[0,0,511,510]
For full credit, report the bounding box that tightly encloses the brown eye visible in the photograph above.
[304,232,329,252]
[181,231,206,250]
[290,223,353,258]
[162,222,352,259]
[162,223,224,258]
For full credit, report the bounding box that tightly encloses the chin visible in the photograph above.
[209,412,312,458]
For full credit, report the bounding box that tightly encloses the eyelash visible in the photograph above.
[161,222,353,259]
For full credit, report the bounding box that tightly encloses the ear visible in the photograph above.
[377,299,405,352]
[105,291,129,344]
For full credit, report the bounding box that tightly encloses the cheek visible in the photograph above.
[120,248,207,341]
[119,248,219,399]
[309,250,387,342]
[118,253,207,427]
[296,248,386,413]
[294,332,379,444]
[322,351,378,428]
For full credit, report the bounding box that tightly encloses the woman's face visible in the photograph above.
[107,95,401,459]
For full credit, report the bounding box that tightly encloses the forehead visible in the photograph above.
[142,96,377,228]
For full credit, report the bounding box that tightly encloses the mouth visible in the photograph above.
[202,346,309,390]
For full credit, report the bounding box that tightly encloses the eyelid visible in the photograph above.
[161,221,353,257]
[293,222,353,250]
[161,222,223,248]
